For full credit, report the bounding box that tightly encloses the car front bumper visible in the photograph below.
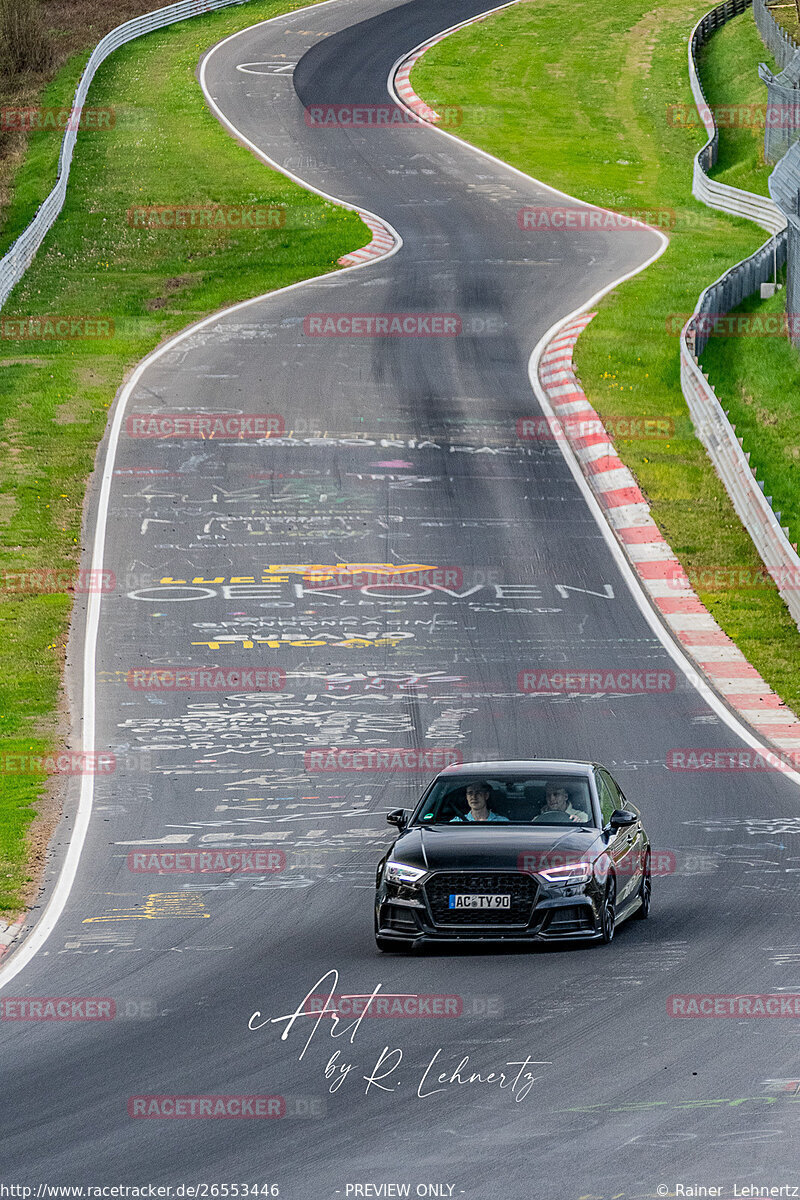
[375,882,604,945]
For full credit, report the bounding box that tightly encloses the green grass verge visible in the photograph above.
[701,282,800,552]
[0,49,90,255]
[770,3,800,41]
[411,3,800,715]
[0,0,369,916]
[696,12,800,577]
[699,11,772,194]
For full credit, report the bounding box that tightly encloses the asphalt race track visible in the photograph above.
[3,0,800,1194]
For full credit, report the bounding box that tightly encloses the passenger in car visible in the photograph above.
[450,781,509,822]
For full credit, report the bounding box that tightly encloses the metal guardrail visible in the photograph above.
[758,51,800,163]
[688,231,788,359]
[768,138,800,339]
[754,0,799,68]
[690,0,787,232]
[755,0,800,339]
[680,341,800,629]
[4,0,799,630]
[0,0,252,311]
[681,0,800,631]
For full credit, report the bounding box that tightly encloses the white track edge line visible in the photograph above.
[388,0,800,790]
[530,314,800,790]
[5,0,798,988]
[0,0,404,989]
[387,8,675,222]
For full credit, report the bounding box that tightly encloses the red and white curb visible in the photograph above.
[393,39,446,123]
[337,211,398,266]
[539,313,800,753]
[391,1,518,126]
[392,0,800,764]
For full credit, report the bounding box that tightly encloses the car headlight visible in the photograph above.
[384,860,427,885]
[537,861,593,885]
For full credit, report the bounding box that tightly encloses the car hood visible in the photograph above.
[390,824,604,872]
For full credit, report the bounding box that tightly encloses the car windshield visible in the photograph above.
[413,774,597,827]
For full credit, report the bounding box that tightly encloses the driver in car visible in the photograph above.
[451,781,509,823]
[543,783,589,823]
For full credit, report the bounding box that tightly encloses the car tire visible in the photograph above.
[635,851,652,920]
[599,878,616,945]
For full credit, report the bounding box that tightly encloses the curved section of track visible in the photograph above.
[2,1,800,1194]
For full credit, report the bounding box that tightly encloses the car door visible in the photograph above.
[614,773,647,905]
[596,768,641,906]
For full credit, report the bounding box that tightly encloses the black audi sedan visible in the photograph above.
[374,760,651,950]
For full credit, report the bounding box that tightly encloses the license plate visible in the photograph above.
[448,893,511,910]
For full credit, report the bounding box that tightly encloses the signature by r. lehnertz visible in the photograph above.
[248,969,550,1102]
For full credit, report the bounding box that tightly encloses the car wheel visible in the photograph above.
[599,879,616,944]
[635,851,652,920]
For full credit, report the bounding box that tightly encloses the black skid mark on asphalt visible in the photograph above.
[129,381,165,405]
[368,263,463,404]
[401,687,425,755]
[453,265,519,376]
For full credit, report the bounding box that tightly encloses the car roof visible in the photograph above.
[437,759,598,777]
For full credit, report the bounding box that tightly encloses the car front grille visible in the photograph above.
[424,871,537,927]
[384,905,420,933]
[544,905,594,935]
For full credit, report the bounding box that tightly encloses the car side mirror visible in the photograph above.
[386,808,408,830]
[608,808,637,830]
